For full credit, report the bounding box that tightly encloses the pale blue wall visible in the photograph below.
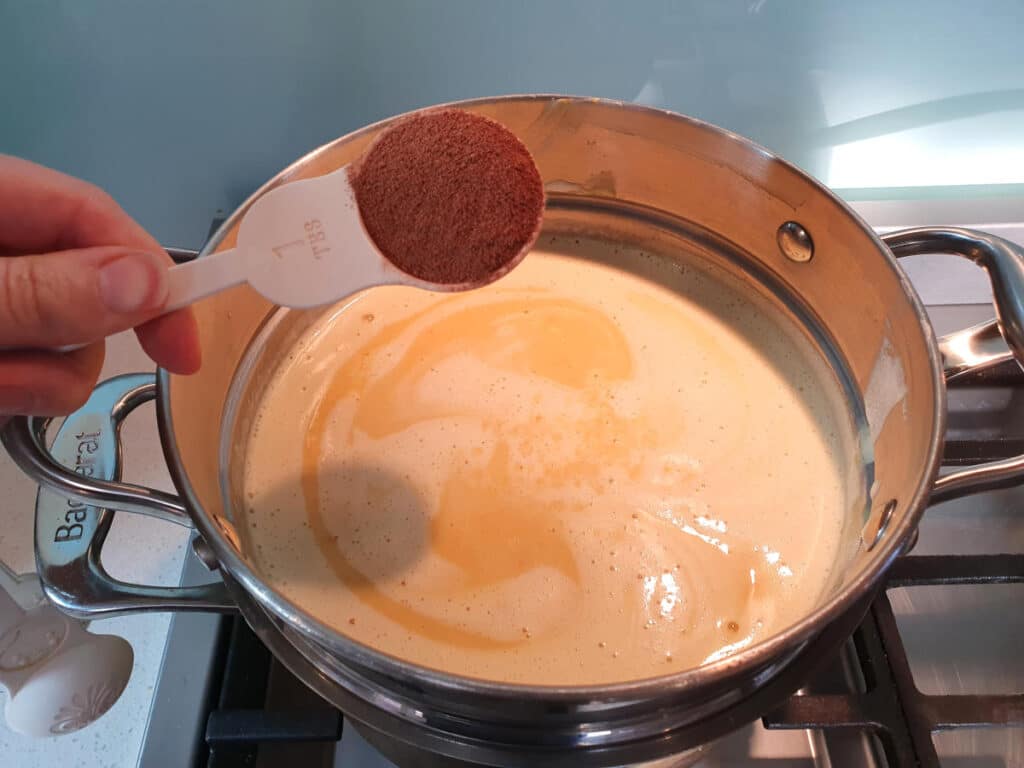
[3,1,1022,247]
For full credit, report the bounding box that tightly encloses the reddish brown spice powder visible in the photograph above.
[349,109,544,286]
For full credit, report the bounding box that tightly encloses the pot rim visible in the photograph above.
[156,93,945,700]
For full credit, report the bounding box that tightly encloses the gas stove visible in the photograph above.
[133,312,1024,768]
[0,209,1016,768]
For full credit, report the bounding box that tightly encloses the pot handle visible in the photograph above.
[884,226,1024,504]
[2,374,233,619]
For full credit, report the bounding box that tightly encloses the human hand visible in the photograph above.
[0,155,201,416]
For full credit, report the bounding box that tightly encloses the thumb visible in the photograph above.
[0,247,170,348]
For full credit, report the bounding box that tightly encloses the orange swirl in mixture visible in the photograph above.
[301,296,634,648]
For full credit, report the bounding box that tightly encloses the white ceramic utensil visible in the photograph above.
[0,564,132,737]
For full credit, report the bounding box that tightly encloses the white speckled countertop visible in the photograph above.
[0,331,191,768]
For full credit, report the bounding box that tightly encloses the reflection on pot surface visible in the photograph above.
[241,232,863,685]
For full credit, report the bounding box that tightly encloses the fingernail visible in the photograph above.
[98,253,167,314]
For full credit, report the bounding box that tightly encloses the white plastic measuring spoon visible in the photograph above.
[165,109,544,311]
[164,165,444,310]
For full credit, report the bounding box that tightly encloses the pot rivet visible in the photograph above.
[777,221,814,263]
[191,535,220,571]
[863,499,897,552]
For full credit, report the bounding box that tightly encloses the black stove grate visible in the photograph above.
[204,617,342,767]
[200,366,1024,768]
[763,556,1024,768]
[764,365,1024,767]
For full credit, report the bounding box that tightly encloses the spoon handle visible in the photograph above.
[164,247,244,312]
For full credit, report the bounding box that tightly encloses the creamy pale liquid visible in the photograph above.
[242,235,855,685]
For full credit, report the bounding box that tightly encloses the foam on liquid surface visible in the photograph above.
[242,235,854,685]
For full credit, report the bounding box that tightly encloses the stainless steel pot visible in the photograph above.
[6,95,1024,767]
